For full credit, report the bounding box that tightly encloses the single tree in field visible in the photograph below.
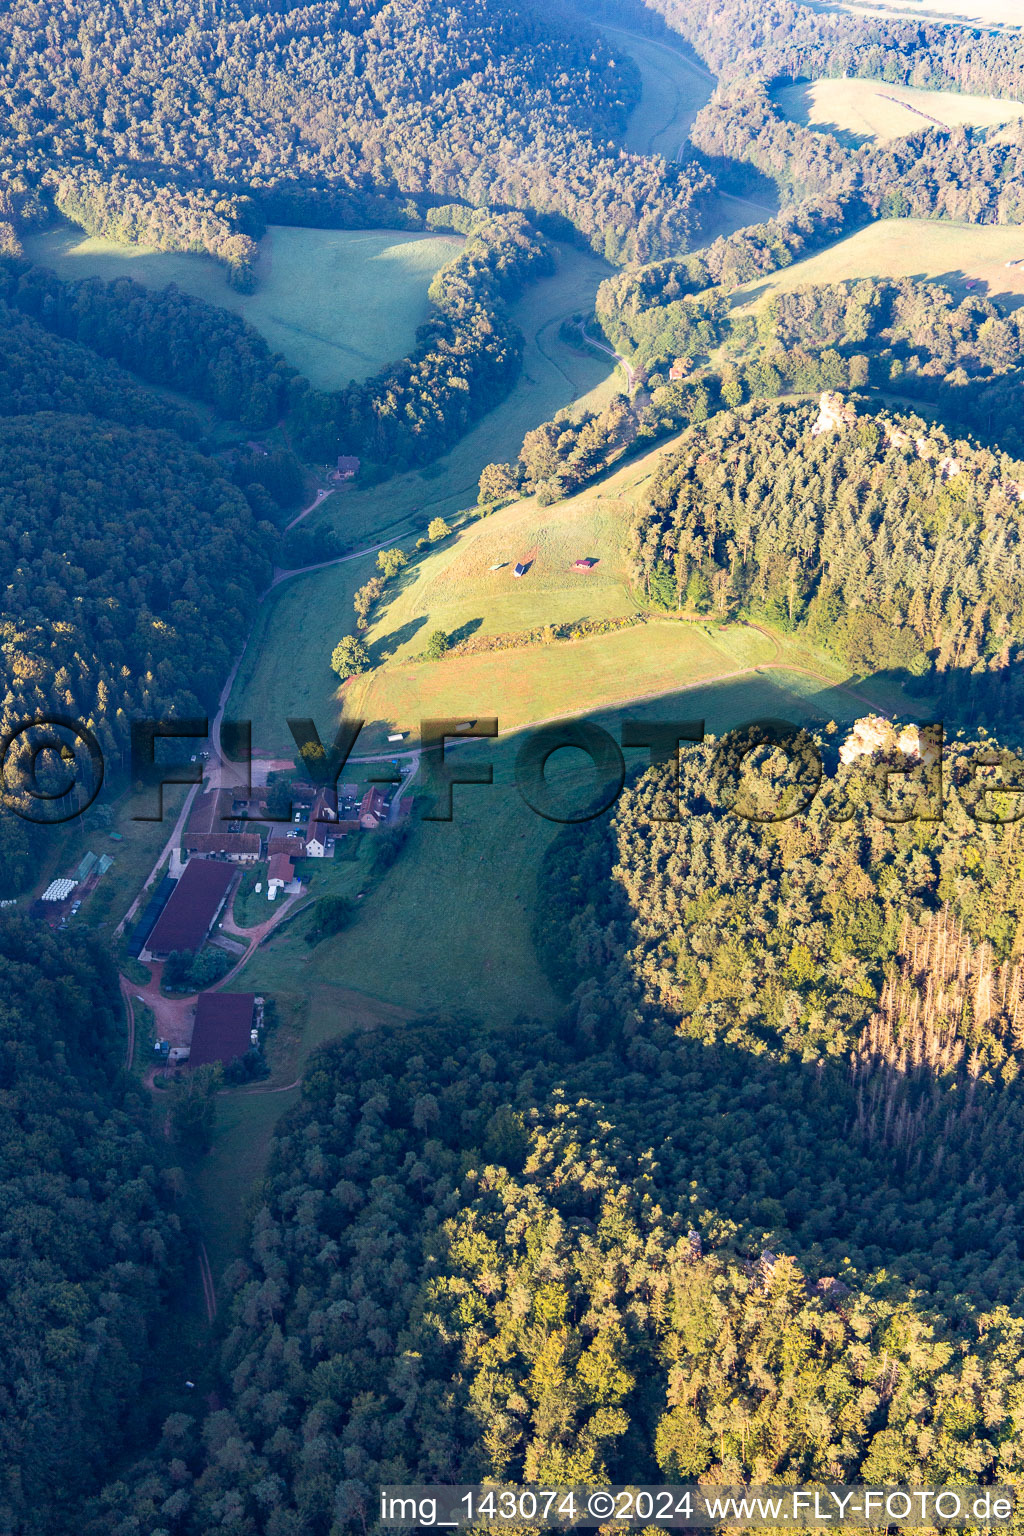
[376,547,408,579]
[478,462,520,506]
[331,635,371,677]
[427,516,452,542]
[425,628,449,659]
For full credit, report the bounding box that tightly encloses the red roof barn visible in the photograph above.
[191,992,255,1067]
[146,860,235,958]
[187,832,262,861]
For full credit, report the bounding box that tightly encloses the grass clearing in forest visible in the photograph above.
[598,23,714,160]
[732,218,1024,313]
[24,224,463,389]
[774,76,1024,147]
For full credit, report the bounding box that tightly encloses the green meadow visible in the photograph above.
[732,217,1024,313]
[24,224,462,389]
[225,242,623,754]
[598,22,713,161]
[774,75,1024,147]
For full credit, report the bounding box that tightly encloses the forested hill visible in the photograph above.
[0,0,713,269]
[0,303,277,892]
[631,398,1024,728]
[0,920,184,1536]
[599,0,1024,97]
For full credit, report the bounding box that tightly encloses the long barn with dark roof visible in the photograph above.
[144,860,235,959]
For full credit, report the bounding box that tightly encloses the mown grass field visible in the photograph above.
[24,224,462,389]
[349,621,778,750]
[599,23,713,160]
[366,496,636,661]
[225,242,623,753]
[228,555,379,758]
[834,0,1023,24]
[732,218,1024,312]
[774,76,1024,146]
[300,241,622,545]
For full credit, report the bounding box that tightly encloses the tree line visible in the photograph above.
[0,312,276,889]
[3,209,559,471]
[596,192,867,341]
[624,0,1024,100]
[292,210,555,467]
[693,85,1024,227]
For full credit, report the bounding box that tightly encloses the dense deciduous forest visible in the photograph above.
[764,277,1024,458]
[0,255,298,430]
[692,87,1024,224]
[487,266,1024,512]
[601,0,1024,98]
[0,921,184,1536]
[1,208,555,466]
[0,346,274,889]
[0,0,713,269]
[7,0,1024,1525]
[596,195,869,329]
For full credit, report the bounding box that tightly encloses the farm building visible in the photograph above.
[267,853,295,898]
[359,787,387,829]
[144,860,235,959]
[190,992,256,1068]
[186,788,235,840]
[186,832,262,863]
[127,874,176,958]
[306,789,339,856]
[267,834,307,859]
[571,557,597,571]
[513,562,526,578]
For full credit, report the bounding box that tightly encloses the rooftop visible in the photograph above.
[190,991,255,1068]
[147,860,235,955]
[187,788,235,839]
[187,833,262,856]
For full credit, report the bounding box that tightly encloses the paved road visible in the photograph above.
[115,778,202,936]
[388,752,421,821]
[209,534,404,780]
[284,485,333,532]
[577,319,637,391]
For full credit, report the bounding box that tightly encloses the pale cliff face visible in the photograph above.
[839,717,939,766]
